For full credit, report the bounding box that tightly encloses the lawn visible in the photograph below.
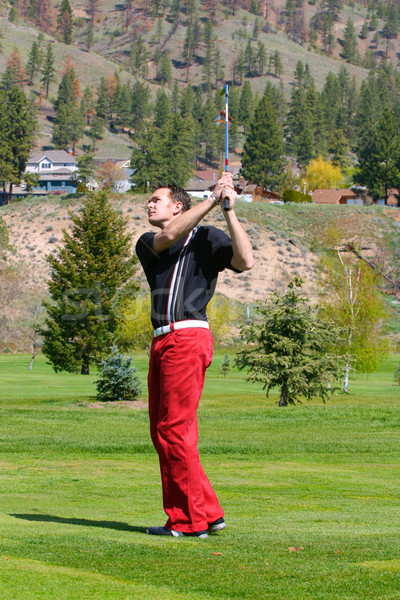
[0,354,399,599]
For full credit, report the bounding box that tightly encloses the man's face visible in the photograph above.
[147,188,182,228]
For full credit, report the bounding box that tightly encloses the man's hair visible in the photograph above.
[153,184,192,212]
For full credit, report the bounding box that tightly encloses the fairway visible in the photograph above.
[0,354,399,599]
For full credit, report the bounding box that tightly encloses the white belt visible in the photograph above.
[153,320,210,338]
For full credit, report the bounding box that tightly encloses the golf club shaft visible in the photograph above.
[223,84,230,211]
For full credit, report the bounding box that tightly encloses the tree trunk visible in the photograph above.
[8,183,13,204]
[81,358,90,375]
[29,341,37,372]
[343,360,350,393]
[279,385,288,406]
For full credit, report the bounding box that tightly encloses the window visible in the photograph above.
[41,162,52,170]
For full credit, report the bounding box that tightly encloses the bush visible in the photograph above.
[282,189,312,203]
[95,346,142,402]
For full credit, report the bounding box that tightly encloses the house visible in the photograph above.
[25,150,79,195]
[377,188,399,206]
[243,184,282,202]
[312,189,359,205]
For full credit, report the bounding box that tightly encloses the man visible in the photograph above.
[136,172,254,538]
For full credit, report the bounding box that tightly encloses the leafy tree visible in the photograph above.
[57,0,73,44]
[116,294,153,352]
[96,346,142,402]
[96,160,126,191]
[236,278,344,406]
[241,94,287,190]
[41,190,138,375]
[319,226,389,392]
[305,156,344,190]
[0,87,36,204]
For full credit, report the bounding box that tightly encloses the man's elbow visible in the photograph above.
[232,253,255,272]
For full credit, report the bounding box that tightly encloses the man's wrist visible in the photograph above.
[209,193,220,208]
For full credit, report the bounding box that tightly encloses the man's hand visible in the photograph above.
[213,172,235,202]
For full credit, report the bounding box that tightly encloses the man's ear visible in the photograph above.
[173,201,183,215]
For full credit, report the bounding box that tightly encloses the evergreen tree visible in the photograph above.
[130,124,157,192]
[153,113,196,185]
[241,94,287,190]
[157,52,172,85]
[131,80,151,132]
[154,88,171,128]
[285,86,315,167]
[26,41,42,85]
[239,81,253,135]
[200,95,219,165]
[41,42,55,98]
[76,150,95,188]
[236,278,344,406]
[356,108,400,201]
[342,18,358,63]
[57,0,73,44]
[41,191,138,375]
[0,87,36,204]
[96,346,142,402]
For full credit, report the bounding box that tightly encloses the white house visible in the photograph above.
[26,150,78,174]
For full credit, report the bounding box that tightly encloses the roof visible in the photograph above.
[185,179,216,191]
[312,189,356,204]
[28,150,77,164]
[194,170,219,182]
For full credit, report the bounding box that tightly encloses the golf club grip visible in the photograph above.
[223,197,230,211]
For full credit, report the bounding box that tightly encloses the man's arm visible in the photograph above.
[152,195,219,255]
[220,185,254,272]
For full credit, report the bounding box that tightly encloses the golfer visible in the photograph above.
[136,172,254,538]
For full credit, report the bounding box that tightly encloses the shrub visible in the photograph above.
[96,346,142,402]
[282,189,312,203]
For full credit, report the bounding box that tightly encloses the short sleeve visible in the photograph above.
[207,226,242,273]
[135,232,156,274]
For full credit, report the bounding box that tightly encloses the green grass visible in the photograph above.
[0,354,400,599]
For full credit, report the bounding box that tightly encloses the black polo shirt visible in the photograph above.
[136,226,238,329]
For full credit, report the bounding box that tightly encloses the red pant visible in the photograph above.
[148,327,224,533]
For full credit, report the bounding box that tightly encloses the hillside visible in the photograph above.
[1,0,398,157]
[2,192,400,300]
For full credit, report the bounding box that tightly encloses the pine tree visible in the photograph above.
[0,87,36,204]
[41,42,55,98]
[236,278,344,406]
[154,88,171,128]
[3,48,26,88]
[153,113,196,185]
[356,108,400,201]
[41,190,138,374]
[26,41,42,85]
[241,94,287,190]
[96,346,142,402]
[239,81,253,135]
[342,18,358,63]
[57,0,73,44]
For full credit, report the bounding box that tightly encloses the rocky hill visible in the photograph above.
[1,0,398,157]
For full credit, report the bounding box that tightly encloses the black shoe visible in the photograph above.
[208,517,226,533]
[147,526,208,539]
